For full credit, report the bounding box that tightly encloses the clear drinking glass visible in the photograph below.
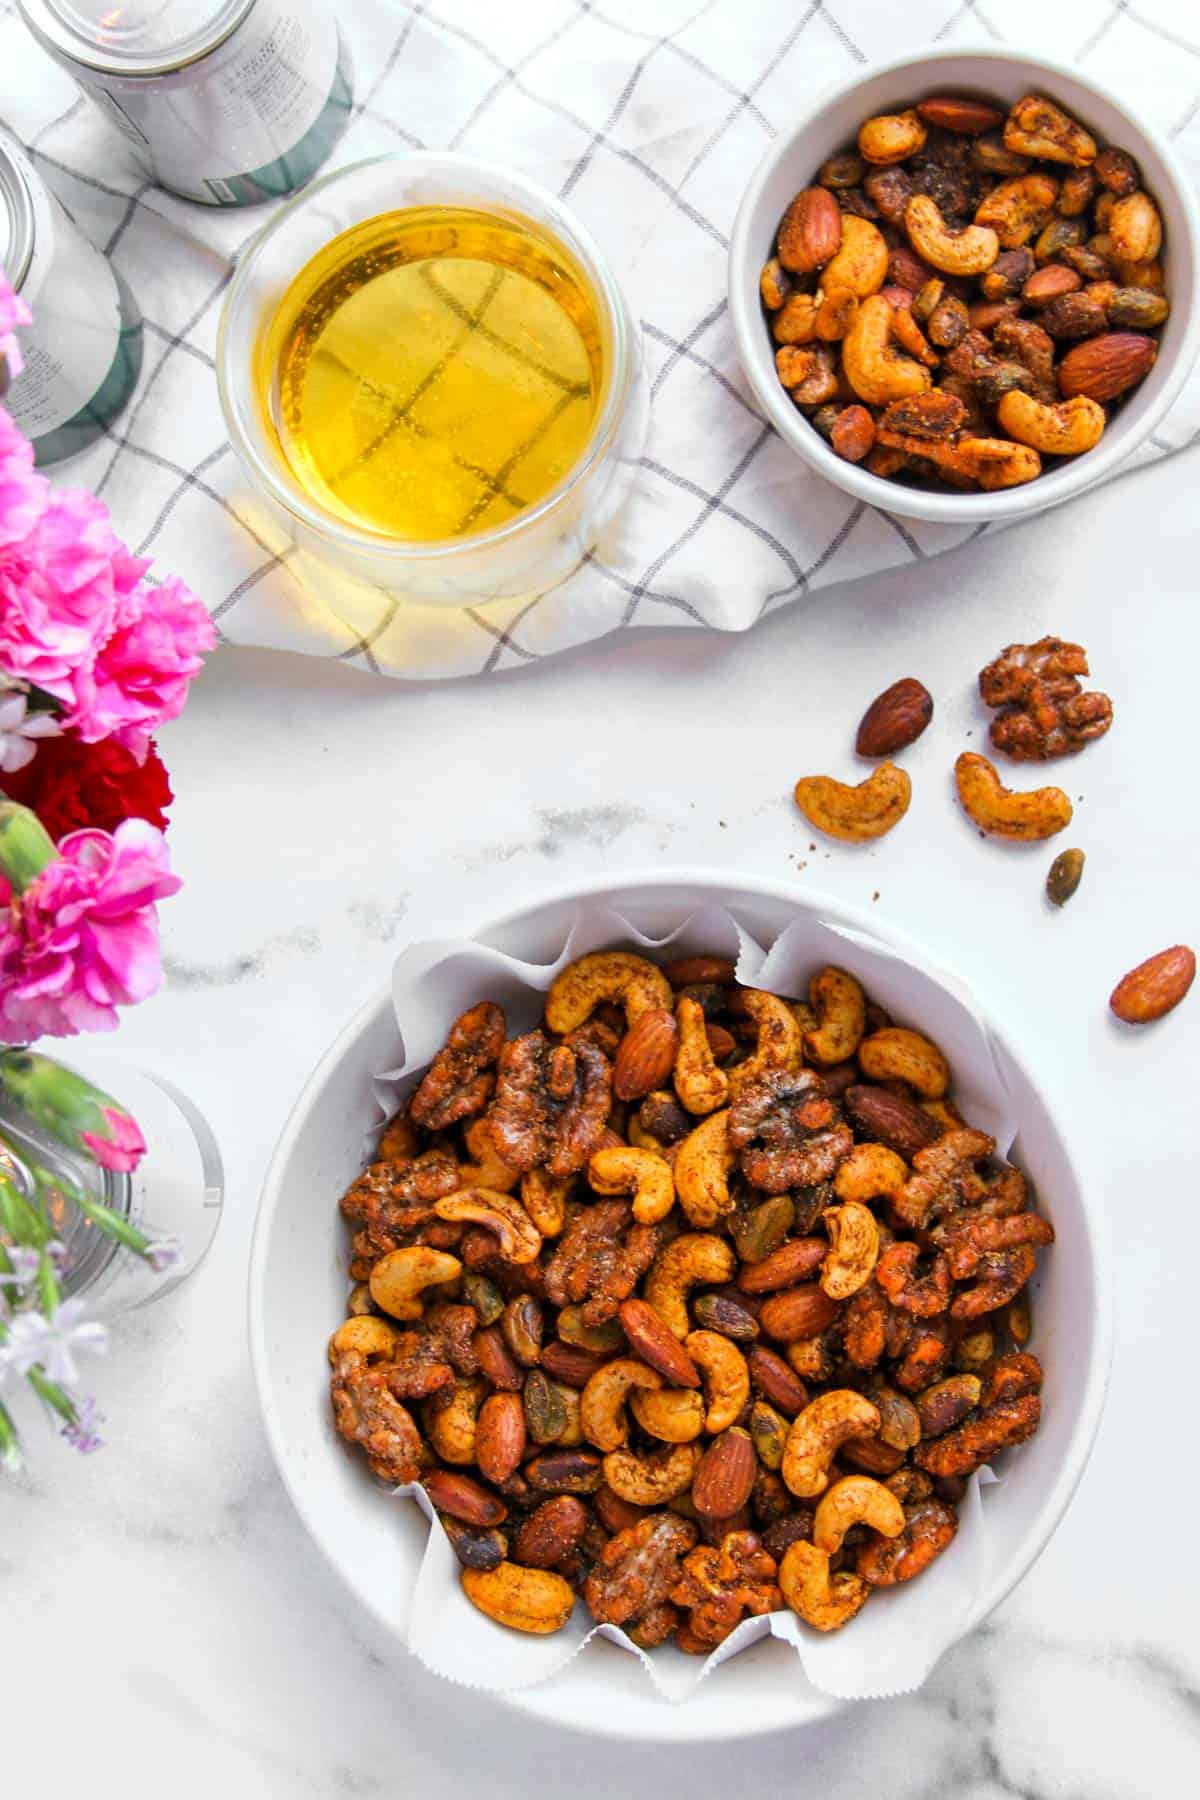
[217,153,648,608]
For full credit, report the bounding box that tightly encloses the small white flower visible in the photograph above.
[0,1246,40,1289]
[144,1238,183,1274]
[0,692,60,774]
[2,1298,108,1387]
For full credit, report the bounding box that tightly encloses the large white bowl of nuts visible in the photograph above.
[250,872,1111,1741]
[729,46,1200,522]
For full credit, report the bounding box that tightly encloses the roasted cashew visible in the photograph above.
[782,1390,882,1498]
[858,1027,949,1100]
[858,110,926,166]
[905,195,998,275]
[673,1111,737,1228]
[685,1329,751,1434]
[602,1441,700,1506]
[545,951,672,1032]
[589,1143,676,1225]
[834,1142,909,1204]
[803,966,866,1066]
[726,989,805,1101]
[368,1245,463,1321]
[1110,192,1162,264]
[328,1315,398,1363]
[842,296,932,405]
[974,175,1059,249]
[779,1540,869,1632]
[630,1385,706,1443]
[461,1562,576,1635]
[794,760,912,842]
[673,996,729,1116]
[955,752,1073,841]
[997,391,1105,456]
[821,214,889,298]
[434,1188,542,1263]
[1004,95,1097,168]
[458,1115,521,1193]
[951,437,1042,490]
[644,1233,736,1339]
[820,1202,880,1300]
[580,1357,663,1452]
[812,1474,906,1553]
[426,1376,486,1465]
[520,1167,572,1237]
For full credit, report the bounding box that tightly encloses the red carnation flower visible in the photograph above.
[0,734,172,840]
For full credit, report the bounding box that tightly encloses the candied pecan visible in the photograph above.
[878,390,965,440]
[931,1210,1055,1278]
[991,316,1058,404]
[668,1531,781,1649]
[627,1601,681,1649]
[864,165,913,222]
[331,1355,425,1483]
[856,1499,958,1584]
[381,1330,457,1400]
[410,1002,506,1131]
[583,1512,698,1628]
[488,1030,612,1176]
[950,1246,1037,1320]
[893,1316,951,1393]
[340,1150,462,1234]
[727,1068,853,1194]
[424,1301,480,1375]
[543,1199,661,1325]
[893,1128,993,1230]
[842,1285,890,1368]
[910,130,986,219]
[979,1350,1043,1406]
[914,1394,1041,1477]
[978,636,1113,761]
[876,1243,952,1317]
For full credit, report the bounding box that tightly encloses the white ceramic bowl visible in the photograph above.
[250,872,1112,1742]
[729,46,1200,524]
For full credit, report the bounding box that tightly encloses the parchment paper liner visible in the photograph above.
[367,900,1023,1703]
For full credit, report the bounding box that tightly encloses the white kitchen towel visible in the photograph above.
[2,0,1198,679]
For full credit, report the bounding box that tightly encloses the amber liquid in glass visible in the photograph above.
[262,206,604,541]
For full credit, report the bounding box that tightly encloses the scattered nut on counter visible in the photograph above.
[794,761,912,841]
[856,677,935,757]
[1109,946,1196,1023]
[955,751,1073,840]
[328,949,1053,1640]
[762,91,1167,491]
[978,636,1113,760]
[1045,848,1086,907]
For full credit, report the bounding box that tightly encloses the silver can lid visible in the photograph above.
[17,0,256,78]
[0,128,36,291]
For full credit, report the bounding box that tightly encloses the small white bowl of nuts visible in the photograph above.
[729,46,1200,522]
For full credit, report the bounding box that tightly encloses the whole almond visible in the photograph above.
[778,186,843,274]
[843,1084,943,1158]
[542,1339,609,1387]
[1058,330,1157,401]
[663,955,737,987]
[594,1486,648,1534]
[692,1427,758,1518]
[613,1008,680,1101]
[758,1283,841,1342]
[738,1236,828,1294]
[856,677,934,758]
[1109,946,1196,1023]
[619,1298,701,1387]
[472,1325,524,1391]
[916,96,1004,134]
[423,1467,508,1526]
[1023,264,1082,304]
[512,1495,588,1569]
[831,404,876,464]
[474,1392,527,1485]
[747,1345,809,1416]
[705,1022,737,1062]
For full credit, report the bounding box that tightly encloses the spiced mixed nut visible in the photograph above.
[762,91,1168,490]
[329,948,1053,1642]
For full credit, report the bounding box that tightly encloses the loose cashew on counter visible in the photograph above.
[820,1202,880,1300]
[602,1441,700,1506]
[673,995,730,1116]
[904,195,999,276]
[996,391,1106,456]
[580,1357,663,1452]
[368,1245,463,1321]
[644,1232,736,1339]
[803,965,866,1066]
[589,1143,676,1225]
[858,1026,950,1099]
[842,296,932,406]
[780,1540,870,1632]
[673,1111,737,1228]
[955,752,1073,842]
[545,950,672,1032]
[794,761,912,843]
[725,989,805,1101]
[782,1389,883,1497]
[434,1187,542,1263]
[812,1475,906,1552]
[834,1142,909,1205]
[685,1328,751,1433]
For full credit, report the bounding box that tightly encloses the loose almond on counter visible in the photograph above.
[855,678,934,757]
[1109,947,1196,1023]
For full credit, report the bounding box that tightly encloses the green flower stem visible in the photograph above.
[0,1400,21,1472]
[0,801,57,895]
[27,1366,76,1424]
[29,1160,154,1260]
[0,1171,51,1248]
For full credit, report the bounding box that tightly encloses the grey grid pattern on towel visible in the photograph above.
[4,0,1200,679]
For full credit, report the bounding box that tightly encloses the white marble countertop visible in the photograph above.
[5,448,1200,1794]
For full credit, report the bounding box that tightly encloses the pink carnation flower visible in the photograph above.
[0,282,31,380]
[65,573,215,748]
[0,819,181,1040]
[81,1103,147,1172]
